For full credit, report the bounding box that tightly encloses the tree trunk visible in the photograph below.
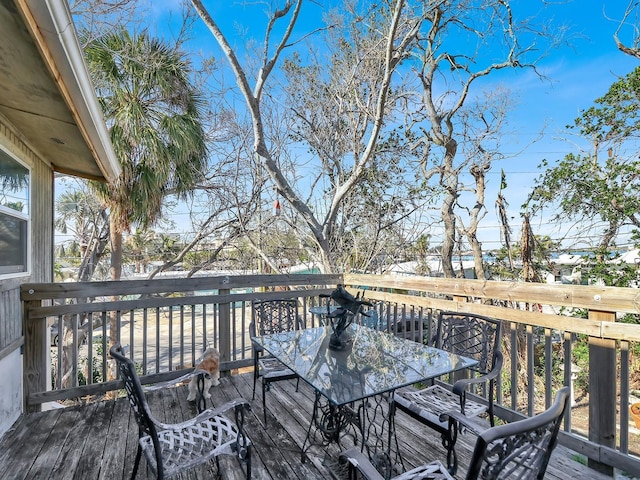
[59,317,89,389]
[110,217,123,281]
[77,210,110,282]
[440,143,458,278]
[466,163,489,280]
[469,233,485,279]
[107,216,123,382]
[441,194,456,278]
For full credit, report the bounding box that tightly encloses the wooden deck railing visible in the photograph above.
[21,273,640,477]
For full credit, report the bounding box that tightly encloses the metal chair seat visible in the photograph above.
[394,384,488,429]
[260,356,297,381]
[394,462,454,480]
[140,407,248,477]
[110,344,252,479]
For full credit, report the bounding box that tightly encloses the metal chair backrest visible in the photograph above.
[252,299,301,335]
[436,311,502,375]
[466,386,570,480]
[110,344,164,475]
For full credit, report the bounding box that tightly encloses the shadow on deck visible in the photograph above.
[0,371,611,479]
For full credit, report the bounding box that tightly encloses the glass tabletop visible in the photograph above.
[308,305,338,316]
[253,324,478,406]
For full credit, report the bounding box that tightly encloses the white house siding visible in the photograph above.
[0,350,22,435]
[0,116,53,438]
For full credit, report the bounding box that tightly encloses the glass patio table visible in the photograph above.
[252,323,478,477]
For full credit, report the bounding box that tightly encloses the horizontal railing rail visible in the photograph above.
[21,273,640,477]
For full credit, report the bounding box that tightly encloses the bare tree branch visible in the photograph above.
[614,0,640,59]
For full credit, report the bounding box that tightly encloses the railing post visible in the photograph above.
[588,309,616,476]
[22,299,46,413]
[219,288,231,374]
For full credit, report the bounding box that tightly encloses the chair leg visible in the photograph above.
[252,358,258,400]
[443,418,459,475]
[130,443,142,480]
[234,404,252,479]
[262,381,268,425]
[245,444,252,479]
[196,373,207,413]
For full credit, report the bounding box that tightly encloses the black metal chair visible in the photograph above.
[340,386,570,480]
[110,344,252,480]
[393,311,503,474]
[250,298,304,424]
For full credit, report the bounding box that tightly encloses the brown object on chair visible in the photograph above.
[393,311,503,474]
[340,386,571,480]
[250,299,304,424]
[110,344,252,479]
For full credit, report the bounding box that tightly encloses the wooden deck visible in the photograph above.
[0,371,612,480]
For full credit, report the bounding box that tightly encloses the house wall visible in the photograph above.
[0,115,53,437]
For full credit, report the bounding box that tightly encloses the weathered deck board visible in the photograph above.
[0,405,60,475]
[218,375,320,480]
[33,407,82,478]
[0,371,612,480]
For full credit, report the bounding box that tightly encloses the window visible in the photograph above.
[0,148,29,276]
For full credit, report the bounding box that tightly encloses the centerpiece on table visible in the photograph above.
[323,284,373,350]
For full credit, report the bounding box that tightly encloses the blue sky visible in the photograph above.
[485,0,638,248]
[146,1,639,250]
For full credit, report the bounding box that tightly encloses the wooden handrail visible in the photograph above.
[20,273,342,300]
[345,273,640,314]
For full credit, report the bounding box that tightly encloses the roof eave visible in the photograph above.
[16,0,120,183]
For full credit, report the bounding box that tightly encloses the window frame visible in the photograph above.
[0,146,30,279]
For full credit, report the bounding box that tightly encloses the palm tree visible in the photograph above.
[83,29,208,282]
[124,229,156,274]
[55,189,110,281]
[83,29,208,374]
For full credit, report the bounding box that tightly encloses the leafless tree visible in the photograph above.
[189,0,427,273]
[450,88,515,280]
[70,0,146,47]
[406,0,562,277]
[614,1,640,59]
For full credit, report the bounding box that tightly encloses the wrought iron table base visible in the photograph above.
[301,391,359,461]
[358,394,404,479]
[301,391,403,480]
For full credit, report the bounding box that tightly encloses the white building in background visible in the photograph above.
[385,256,477,279]
[543,253,584,285]
[384,248,640,286]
